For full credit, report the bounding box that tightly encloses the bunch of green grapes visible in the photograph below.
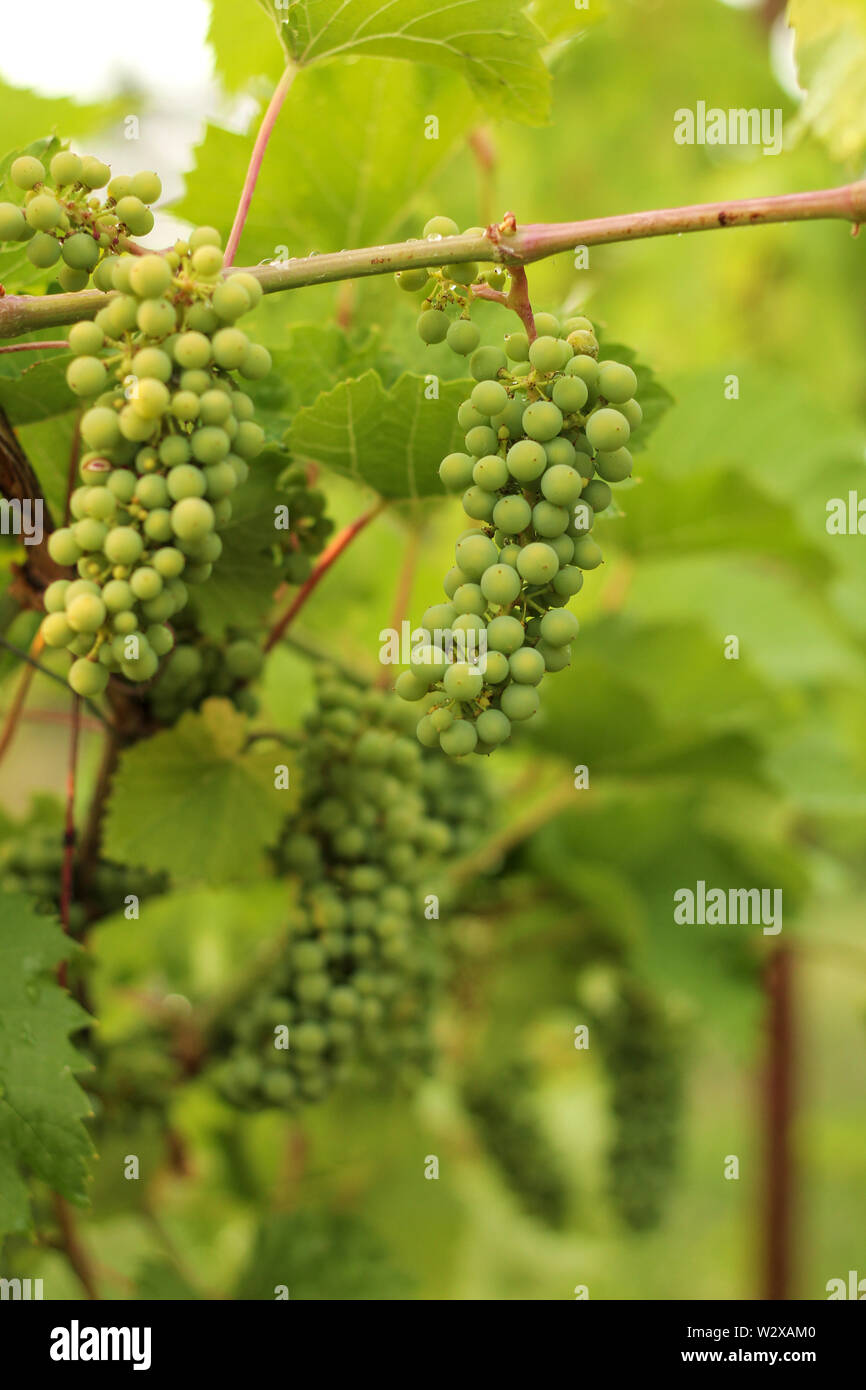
[0,822,165,932]
[212,672,486,1111]
[276,461,334,586]
[394,214,505,343]
[0,148,162,289]
[395,295,640,756]
[144,622,263,724]
[462,1059,569,1228]
[584,973,685,1232]
[39,230,269,696]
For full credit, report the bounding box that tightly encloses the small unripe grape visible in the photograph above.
[129,170,162,203]
[506,438,547,482]
[69,659,109,696]
[67,593,106,632]
[137,297,177,338]
[472,454,509,491]
[180,369,211,396]
[68,321,104,356]
[173,328,211,366]
[439,720,478,756]
[465,425,499,457]
[0,202,28,240]
[130,377,170,419]
[455,532,498,579]
[395,670,429,701]
[130,566,163,601]
[509,646,545,685]
[469,346,507,382]
[476,708,510,746]
[209,327,247,369]
[81,406,121,450]
[57,266,88,292]
[167,464,207,500]
[417,309,448,344]
[185,303,219,334]
[522,400,563,443]
[42,612,74,647]
[540,464,583,507]
[192,244,224,278]
[395,267,429,292]
[233,421,264,459]
[594,446,633,483]
[572,535,603,570]
[597,360,638,404]
[505,332,529,361]
[212,280,250,321]
[516,541,559,586]
[470,379,507,416]
[115,196,154,236]
[438,452,474,492]
[104,526,144,565]
[619,398,642,430]
[60,231,100,270]
[26,231,61,267]
[480,563,521,606]
[80,156,111,189]
[72,518,108,552]
[229,271,263,307]
[445,319,480,355]
[129,254,173,299]
[500,682,540,721]
[190,427,230,465]
[66,357,107,398]
[239,343,272,379]
[119,403,156,441]
[443,663,483,702]
[492,494,531,535]
[552,375,589,414]
[171,390,200,422]
[11,156,45,189]
[225,639,264,680]
[107,470,137,502]
[171,497,215,542]
[423,215,459,238]
[188,225,222,250]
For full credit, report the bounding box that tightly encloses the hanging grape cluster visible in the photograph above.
[39,229,269,696]
[145,622,264,725]
[462,1058,569,1228]
[212,671,489,1110]
[394,218,641,757]
[277,461,334,585]
[0,818,165,933]
[583,973,686,1232]
[0,148,161,290]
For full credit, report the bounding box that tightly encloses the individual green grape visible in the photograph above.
[516,542,559,585]
[539,609,579,646]
[438,453,475,492]
[465,425,499,458]
[66,357,107,397]
[61,232,100,270]
[531,500,569,538]
[454,532,498,579]
[417,309,448,344]
[527,335,566,373]
[395,267,429,292]
[504,332,529,361]
[452,583,487,617]
[586,407,630,453]
[506,438,547,481]
[50,150,83,185]
[470,380,508,416]
[469,346,507,382]
[115,195,154,236]
[551,375,588,413]
[47,528,82,566]
[0,202,28,240]
[594,447,633,483]
[597,360,638,404]
[552,565,584,597]
[68,659,109,696]
[11,155,46,189]
[619,398,643,430]
[522,400,563,443]
[491,495,532,534]
[540,464,583,507]
[536,640,571,671]
[533,312,560,336]
[68,321,104,356]
[443,663,484,702]
[486,614,525,654]
[104,526,144,565]
[446,319,481,355]
[439,720,477,756]
[80,156,111,189]
[26,232,62,267]
[423,215,459,238]
[42,613,74,647]
[582,479,612,512]
[480,563,521,606]
[572,535,603,570]
[472,454,509,491]
[500,683,540,720]
[24,193,61,230]
[508,646,545,685]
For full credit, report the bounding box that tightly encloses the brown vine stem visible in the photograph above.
[0,340,68,354]
[0,633,40,765]
[263,500,387,653]
[375,523,424,689]
[2,180,864,337]
[52,1194,99,1299]
[224,61,298,268]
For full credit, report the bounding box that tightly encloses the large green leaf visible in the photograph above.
[234,1208,412,1299]
[175,58,477,261]
[244,324,395,431]
[288,369,467,498]
[0,352,74,425]
[788,0,866,164]
[0,892,92,1238]
[103,700,291,883]
[259,0,549,124]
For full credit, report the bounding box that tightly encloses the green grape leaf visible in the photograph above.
[103,700,291,882]
[190,449,288,638]
[208,0,285,90]
[0,352,75,425]
[0,892,93,1237]
[787,0,866,164]
[288,369,468,499]
[244,324,394,433]
[13,411,79,518]
[258,0,549,125]
[174,59,478,261]
[526,0,607,44]
[234,1208,412,1299]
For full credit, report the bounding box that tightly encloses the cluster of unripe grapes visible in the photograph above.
[0,148,161,289]
[39,229,269,696]
[462,1058,568,1229]
[394,214,506,340]
[0,822,164,933]
[276,461,334,585]
[395,248,641,755]
[213,673,487,1110]
[145,627,264,724]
